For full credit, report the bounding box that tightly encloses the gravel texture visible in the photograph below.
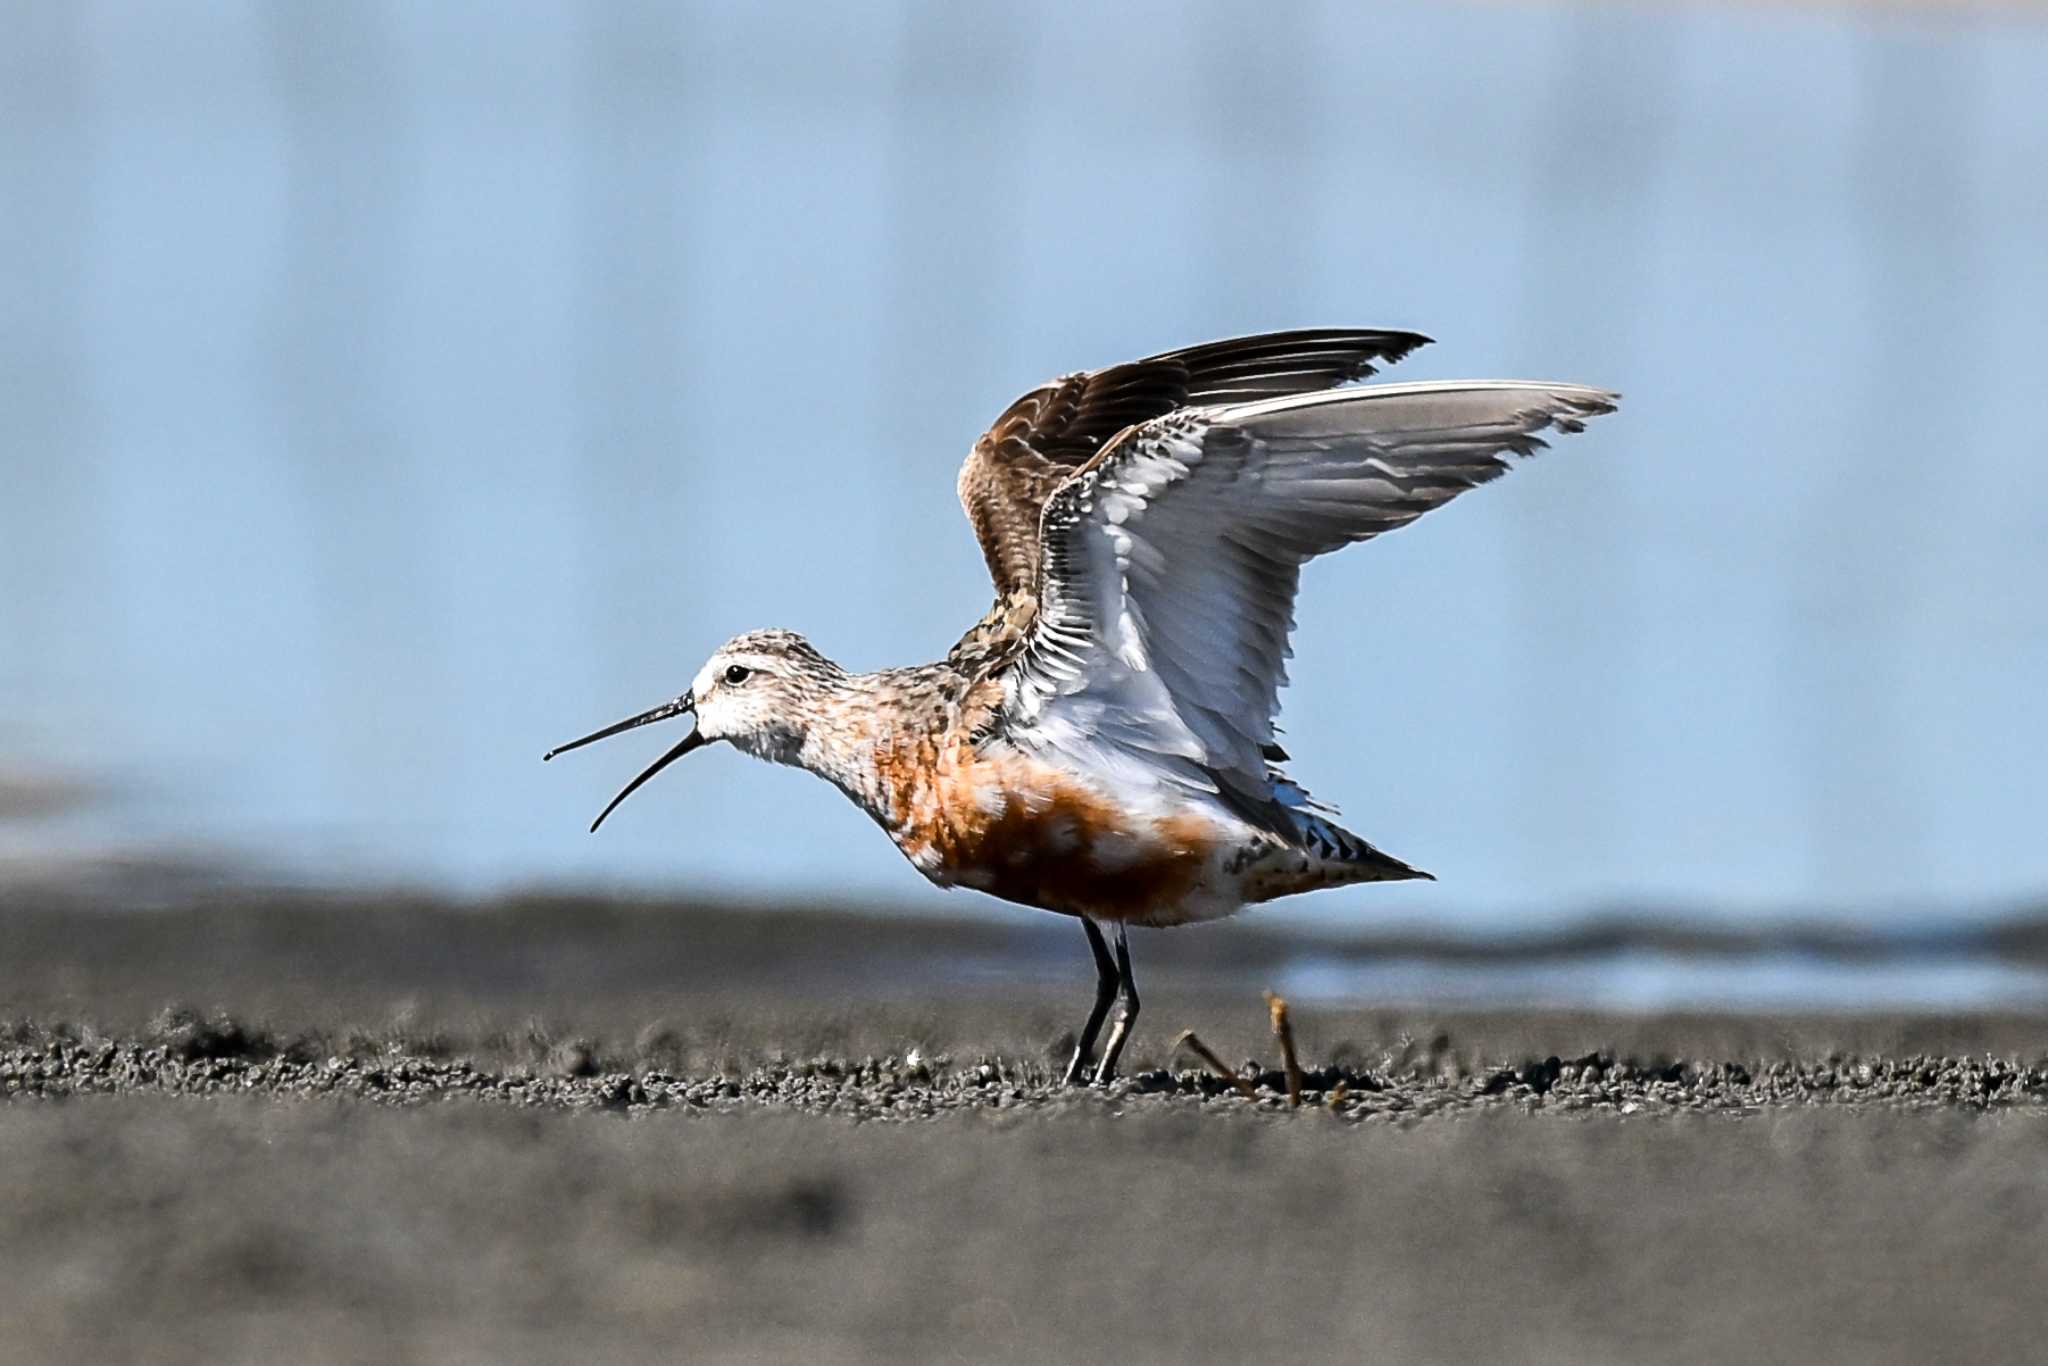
[7,1010,2047,1120]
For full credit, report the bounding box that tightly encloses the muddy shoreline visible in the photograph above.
[4,895,2046,1364]
[8,1012,2047,1120]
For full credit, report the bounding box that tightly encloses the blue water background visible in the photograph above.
[4,3,2047,968]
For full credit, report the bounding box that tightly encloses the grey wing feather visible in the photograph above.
[1003,380,1619,831]
[955,329,1431,600]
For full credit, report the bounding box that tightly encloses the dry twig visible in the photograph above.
[1173,1030,1258,1100]
[1265,991,1305,1107]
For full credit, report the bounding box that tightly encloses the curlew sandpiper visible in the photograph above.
[547,329,1617,1083]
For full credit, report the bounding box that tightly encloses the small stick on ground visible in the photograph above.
[1173,1030,1258,1101]
[1265,991,1305,1107]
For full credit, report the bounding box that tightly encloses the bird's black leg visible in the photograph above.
[1062,918,1119,1086]
[1092,923,1140,1085]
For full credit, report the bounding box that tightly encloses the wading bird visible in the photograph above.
[546,330,1615,1083]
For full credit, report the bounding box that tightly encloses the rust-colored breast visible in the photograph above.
[885,741,1227,924]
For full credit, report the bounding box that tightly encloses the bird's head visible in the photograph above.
[544,628,843,830]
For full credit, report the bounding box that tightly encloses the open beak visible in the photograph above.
[543,690,705,832]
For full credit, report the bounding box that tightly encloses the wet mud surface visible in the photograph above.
[4,896,2047,1364]
[8,1009,2048,1121]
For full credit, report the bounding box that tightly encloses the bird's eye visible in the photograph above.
[722,664,753,686]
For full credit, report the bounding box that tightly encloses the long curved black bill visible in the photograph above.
[543,691,703,832]
[584,728,707,832]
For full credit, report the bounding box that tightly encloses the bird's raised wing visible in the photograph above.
[956,329,1431,601]
[1001,380,1619,830]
